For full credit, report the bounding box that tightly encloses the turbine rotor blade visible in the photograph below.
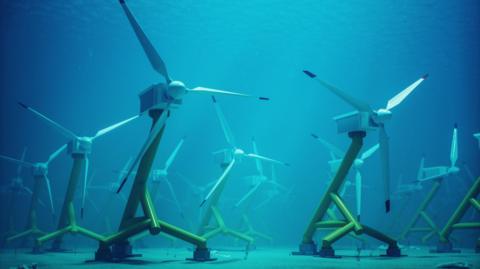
[18,102,78,140]
[211,96,236,147]
[417,156,425,180]
[235,182,262,208]
[254,196,273,211]
[355,170,362,219]
[18,147,27,176]
[200,158,236,207]
[117,157,133,184]
[311,133,345,159]
[93,115,139,140]
[0,154,34,168]
[116,111,169,193]
[303,70,371,112]
[23,186,33,195]
[164,178,183,216]
[386,74,428,111]
[450,124,458,168]
[251,137,264,176]
[379,125,391,213]
[463,162,475,182]
[44,175,55,217]
[189,87,268,101]
[360,143,380,160]
[244,153,289,166]
[47,144,67,164]
[119,0,171,82]
[164,137,185,171]
[81,157,89,219]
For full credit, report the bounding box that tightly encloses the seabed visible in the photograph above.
[1,246,479,269]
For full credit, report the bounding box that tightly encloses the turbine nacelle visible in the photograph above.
[151,169,168,180]
[32,163,48,176]
[373,109,392,123]
[67,137,93,156]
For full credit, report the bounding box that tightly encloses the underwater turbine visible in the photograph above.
[293,70,427,258]
[18,102,138,251]
[96,0,268,262]
[311,134,378,220]
[197,98,283,250]
[399,125,460,244]
[0,145,65,251]
[433,128,480,253]
[304,70,427,213]
[234,137,289,244]
[201,97,286,207]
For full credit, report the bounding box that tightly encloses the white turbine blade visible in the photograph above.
[355,170,362,219]
[360,143,380,160]
[269,180,288,192]
[116,111,168,193]
[450,124,458,168]
[245,153,289,166]
[235,182,262,208]
[0,154,34,168]
[416,173,443,183]
[379,125,391,213]
[463,163,475,182]
[164,138,185,171]
[47,144,67,164]
[211,96,236,147]
[44,175,55,217]
[81,157,89,218]
[303,70,371,112]
[87,197,101,215]
[93,115,139,140]
[190,87,269,101]
[271,164,277,182]
[87,171,96,188]
[254,196,273,210]
[17,147,27,176]
[22,186,33,195]
[164,178,183,216]
[417,156,425,180]
[18,102,78,140]
[311,133,345,159]
[175,172,196,189]
[251,138,264,177]
[385,74,428,110]
[119,0,171,82]
[117,157,133,183]
[339,180,350,197]
[200,158,236,207]
[212,148,230,155]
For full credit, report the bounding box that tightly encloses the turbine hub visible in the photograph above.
[234,148,245,155]
[448,166,460,174]
[354,159,364,168]
[167,80,187,100]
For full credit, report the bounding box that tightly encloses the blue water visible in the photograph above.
[0,0,479,250]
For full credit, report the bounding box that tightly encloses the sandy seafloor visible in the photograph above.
[1,246,479,269]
